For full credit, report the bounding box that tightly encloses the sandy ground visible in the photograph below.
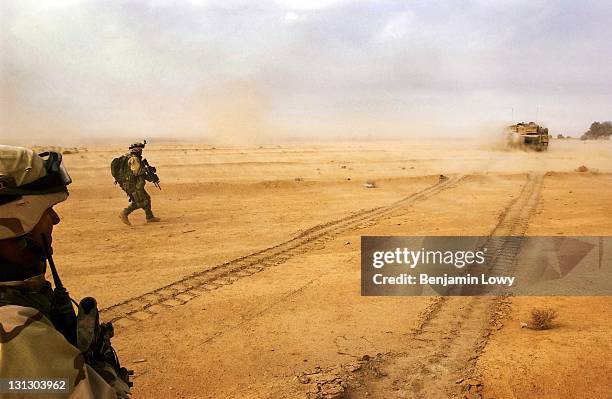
[48,139,612,398]
[478,172,612,399]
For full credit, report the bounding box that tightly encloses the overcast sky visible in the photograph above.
[2,0,611,144]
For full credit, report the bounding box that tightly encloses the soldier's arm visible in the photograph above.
[127,156,145,176]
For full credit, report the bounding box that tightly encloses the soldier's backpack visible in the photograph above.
[110,155,133,186]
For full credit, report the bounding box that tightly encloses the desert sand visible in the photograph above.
[49,138,612,398]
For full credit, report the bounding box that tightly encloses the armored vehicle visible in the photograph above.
[507,122,549,151]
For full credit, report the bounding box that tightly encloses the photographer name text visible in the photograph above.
[372,273,516,287]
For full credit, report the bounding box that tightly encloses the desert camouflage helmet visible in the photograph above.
[0,145,71,240]
[128,141,146,150]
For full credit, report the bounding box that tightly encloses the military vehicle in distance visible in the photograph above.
[507,122,550,151]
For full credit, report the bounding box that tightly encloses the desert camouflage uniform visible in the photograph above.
[0,305,118,399]
[0,146,130,398]
[0,274,131,399]
[122,153,155,220]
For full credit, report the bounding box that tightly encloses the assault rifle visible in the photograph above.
[141,158,161,190]
[77,297,134,390]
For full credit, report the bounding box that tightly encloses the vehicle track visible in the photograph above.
[301,172,543,399]
[101,175,465,325]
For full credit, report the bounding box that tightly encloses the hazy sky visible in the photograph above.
[2,0,611,144]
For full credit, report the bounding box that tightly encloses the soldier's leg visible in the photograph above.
[132,188,159,222]
[142,190,160,222]
[123,194,139,215]
[141,189,154,219]
[119,194,137,225]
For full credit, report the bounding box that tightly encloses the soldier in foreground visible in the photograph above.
[112,141,161,226]
[0,145,131,398]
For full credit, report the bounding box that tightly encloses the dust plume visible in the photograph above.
[469,122,513,151]
[192,80,270,146]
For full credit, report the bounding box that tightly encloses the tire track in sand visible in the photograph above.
[102,175,466,326]
[300,172,543,399]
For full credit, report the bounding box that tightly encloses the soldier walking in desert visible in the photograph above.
[112,141,161,225]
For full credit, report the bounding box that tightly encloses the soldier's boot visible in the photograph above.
[145,207,160,223]
[121,204,138,226]
[119,211,131,226]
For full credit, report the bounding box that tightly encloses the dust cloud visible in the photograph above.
[191,80,270,146]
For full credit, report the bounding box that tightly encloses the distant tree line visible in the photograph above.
[581,121,612,140]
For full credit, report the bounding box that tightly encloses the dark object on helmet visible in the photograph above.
[128,140,146,150]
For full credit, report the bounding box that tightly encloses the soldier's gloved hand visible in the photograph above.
[148,166,156,173]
